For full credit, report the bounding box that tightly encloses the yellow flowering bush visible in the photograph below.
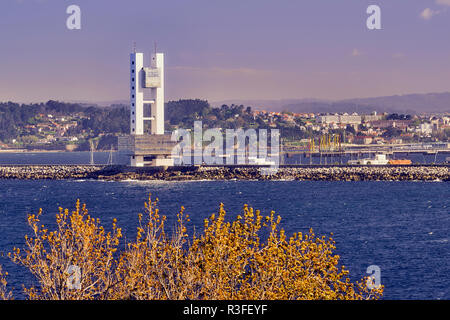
[0,265,12,300]
[8,200,122,300]
[1,195,383,300]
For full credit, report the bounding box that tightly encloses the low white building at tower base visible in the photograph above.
[118,134,175,167]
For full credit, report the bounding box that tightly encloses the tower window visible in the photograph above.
[132,112,135,115]
[132,61,134,65]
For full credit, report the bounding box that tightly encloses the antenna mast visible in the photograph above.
[89,140,94,165]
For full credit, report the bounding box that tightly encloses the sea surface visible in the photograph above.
[0,152,449,300]
[0,179,448,300]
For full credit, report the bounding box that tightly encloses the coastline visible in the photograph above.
[0,165,448,181]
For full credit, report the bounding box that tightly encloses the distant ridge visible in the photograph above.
[65,100,129,107]
[59,92,450,114]
[212,92,450,114]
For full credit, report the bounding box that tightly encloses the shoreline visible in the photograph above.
[0,165,448,182]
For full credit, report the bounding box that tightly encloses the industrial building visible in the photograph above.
[317,114,362,125]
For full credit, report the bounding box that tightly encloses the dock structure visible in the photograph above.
[118,48,175,167]
[283,149,450,158]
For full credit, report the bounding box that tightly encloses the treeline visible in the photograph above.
[0,101,128,141]
[0,99,315,148]
[0,100,129,145]
[166,99,313,140]
[70,107,129,136]
[166,99,254,129]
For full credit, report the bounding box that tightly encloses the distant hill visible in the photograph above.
[213,92,450,115]
[64,100,129,108]
[343,92,450,114]
[68,92,450,114]
[211,99,329,111]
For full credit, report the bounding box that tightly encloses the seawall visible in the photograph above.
[0,165,448,181]
[0,165,104,180]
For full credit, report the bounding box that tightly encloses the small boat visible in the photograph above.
[348,153,389,165]
[248,156,276,166]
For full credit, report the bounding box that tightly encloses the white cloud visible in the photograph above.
[436,0,450,6]
[420,1,450,20]
[351,49,362,57]
[420,8,437,20]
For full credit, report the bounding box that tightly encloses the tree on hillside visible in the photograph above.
[166,99,211,125]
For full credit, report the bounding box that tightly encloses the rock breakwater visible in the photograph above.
[0,165,448,181]
[0,165,104,180]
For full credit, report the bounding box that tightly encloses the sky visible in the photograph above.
[1,0,450,103]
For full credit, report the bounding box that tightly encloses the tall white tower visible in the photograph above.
[119,49,175,167]
[130,52,165,135]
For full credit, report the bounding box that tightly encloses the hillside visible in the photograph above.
[213,92,450,115]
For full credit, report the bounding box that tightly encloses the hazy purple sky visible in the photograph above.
[1,0,450,103]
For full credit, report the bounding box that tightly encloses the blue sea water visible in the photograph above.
[0,178,448,300]
[0,151,129,165]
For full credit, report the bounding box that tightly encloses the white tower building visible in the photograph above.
[119,49,175,167]
[130,52,165,135]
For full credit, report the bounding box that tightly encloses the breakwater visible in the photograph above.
[0,165,104,180]
[0,165,448,181]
